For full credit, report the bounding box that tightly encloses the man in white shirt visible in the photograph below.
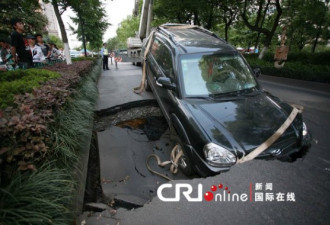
[100,43,109,70]
[26,35,45,64]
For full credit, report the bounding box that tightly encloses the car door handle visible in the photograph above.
[156,80,163,87]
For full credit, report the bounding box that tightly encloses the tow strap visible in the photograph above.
[237,105,303,164]
[133,31,155,94]
[146,105,303,180]
[146,144,183,181]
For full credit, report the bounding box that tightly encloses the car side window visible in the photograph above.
[150,37,174,78]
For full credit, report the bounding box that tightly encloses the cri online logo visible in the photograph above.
[157,183,296,202]
[157,183,249,202]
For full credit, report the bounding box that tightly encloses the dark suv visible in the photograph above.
[142,24,311,177]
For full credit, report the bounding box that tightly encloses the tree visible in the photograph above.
[50,0,72,64]
[49,34,64,49]
[0,0,48,37]
[116,15,140,47]
[69,0,109,56]
[107,36,124,50]
[217,0,239,41]
[239,0,283,59]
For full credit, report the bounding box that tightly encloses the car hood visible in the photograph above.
[184,93,300,155]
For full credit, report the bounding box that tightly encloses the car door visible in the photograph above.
[146,36,177,123]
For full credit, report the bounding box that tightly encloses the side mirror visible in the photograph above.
[253,68,261,77]
[156,77,176,90]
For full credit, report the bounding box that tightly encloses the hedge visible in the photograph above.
[244,52,330,83]
[0,69,61,108]
[0,59,101,224]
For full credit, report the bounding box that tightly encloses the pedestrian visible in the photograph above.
[10,18,33,69]
[109,50,114,65]
[36,34,51,59]
[100,43,110,70]
[0,38,12,64]
[26,34,45,64]
[49,43,60,60]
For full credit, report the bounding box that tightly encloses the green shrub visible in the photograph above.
[0,70,61,108]
[0,59,101,224]
[245,55,330,83]
[244,51,330,66]
[72,56,98,62]
[0,69,60,82]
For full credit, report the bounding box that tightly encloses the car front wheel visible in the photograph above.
[176,144,195,176]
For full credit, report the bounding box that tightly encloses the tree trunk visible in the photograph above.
[79,13,87,57]
[52,0,72,64]
[254,32,260,50]
[224,24,229,42]
[312,26,321,53]
[258,45,268,59]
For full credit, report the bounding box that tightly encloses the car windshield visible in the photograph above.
[180,52,257,96]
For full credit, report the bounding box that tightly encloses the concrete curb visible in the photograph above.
[73,59,102,217]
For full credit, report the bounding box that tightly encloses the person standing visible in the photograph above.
[26,34,45,64]
[10,18,33,69]
[49,43,60,60]
[0,38,12,64]
[100,43,109,70]
[36,34,50,59]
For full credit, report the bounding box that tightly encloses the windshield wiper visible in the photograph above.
[209,91,241,98]
[186,96,213,101]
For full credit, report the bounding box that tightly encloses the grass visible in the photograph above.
[0,167,75,225]
[0,59,101,224]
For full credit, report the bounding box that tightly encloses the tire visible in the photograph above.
[136,62,142,66]
[176,144,195,176]
[145,79,152,92]
[132,62,136,65]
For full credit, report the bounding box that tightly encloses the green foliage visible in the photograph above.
[0,69,61,108]
[0,59,101,224]
[245,53,330,83]
[48,35,64,49]
[0,167,75,225]
[107,36,124,51]
[69,0,109,50]
[0,0,48,37]
[72,56,98,62]
[116,15,140,48]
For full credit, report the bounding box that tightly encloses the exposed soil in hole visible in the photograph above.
[83,104,181,214]
[94,105,163,132]
[116,116,168,141]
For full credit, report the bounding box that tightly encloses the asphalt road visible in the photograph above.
[80,65,330,225]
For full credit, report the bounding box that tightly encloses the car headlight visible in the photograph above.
[303,122,308,136]
[203,143,236,166]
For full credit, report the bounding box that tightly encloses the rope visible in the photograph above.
[237,105,303,164]
[133,31,155,94]
[146,144,183,181]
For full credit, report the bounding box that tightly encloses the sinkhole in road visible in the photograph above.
[84,103,192,213]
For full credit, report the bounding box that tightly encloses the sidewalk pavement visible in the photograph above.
[96,62,154,112]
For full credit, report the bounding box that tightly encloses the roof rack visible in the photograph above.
[160,23,226,43]
[157,26,187,53]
